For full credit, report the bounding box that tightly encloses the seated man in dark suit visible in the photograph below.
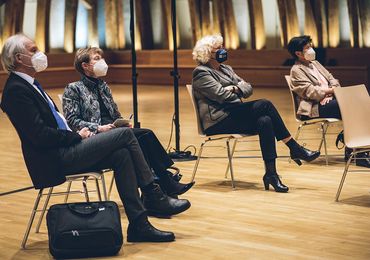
[0,33,191,243]
[62,47,194,197]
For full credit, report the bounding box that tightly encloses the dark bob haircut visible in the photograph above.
[287,35,312,59]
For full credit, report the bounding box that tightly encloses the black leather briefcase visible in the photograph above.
[46,201,123,259]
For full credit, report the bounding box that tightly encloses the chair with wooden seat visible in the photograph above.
[334,84,370,201]
[186,84,258,189]
[285,75,341,165]
[22,171,108,249]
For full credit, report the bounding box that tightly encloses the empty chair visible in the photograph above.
[334,84,370,201]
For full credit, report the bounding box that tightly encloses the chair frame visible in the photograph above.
[285,75,341,165]
[21,172,107,249]
[335,148,370,201]
[191,134,257,189]
[333,84,370,201]
[186,84,258,189]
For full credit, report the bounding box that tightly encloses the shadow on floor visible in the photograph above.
[338,194,370,208]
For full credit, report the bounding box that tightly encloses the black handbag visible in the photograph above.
[336,130,345,149]
[46,201,123,259]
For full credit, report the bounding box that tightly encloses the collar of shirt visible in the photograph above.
[13,71,46,99]
[81,74,103,90]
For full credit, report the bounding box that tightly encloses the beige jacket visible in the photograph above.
[290,60,341,118]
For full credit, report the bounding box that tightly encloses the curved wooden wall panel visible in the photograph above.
[0,0,369,50]
[64,0,78,53]
[35,0,51,53]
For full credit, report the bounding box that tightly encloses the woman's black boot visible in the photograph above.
[263,174,289,192]
[156,170,195,196]
[263,160,289,192]
[286,139,320,166]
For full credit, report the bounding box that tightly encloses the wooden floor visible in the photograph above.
[0,86,369,260]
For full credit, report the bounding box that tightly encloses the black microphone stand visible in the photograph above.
[168,0,196,161]
[130,0,140,128]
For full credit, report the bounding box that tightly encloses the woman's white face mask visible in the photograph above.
[93,59,108,77]
[303,47,316,61]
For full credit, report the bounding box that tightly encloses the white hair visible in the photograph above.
[192,35,223,64]
[1,33,30,73]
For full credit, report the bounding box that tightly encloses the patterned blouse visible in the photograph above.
[62,75,121,133]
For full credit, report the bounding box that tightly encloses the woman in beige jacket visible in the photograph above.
[288,35,341,119]
[288,35,369,168]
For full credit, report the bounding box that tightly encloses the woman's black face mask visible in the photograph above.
[215,48,228,63]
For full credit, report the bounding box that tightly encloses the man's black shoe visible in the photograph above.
[143,184,191,217]
[345,148,370,168]
[355,152,370,168]
[127,217,175,242]
[157,170,194,196]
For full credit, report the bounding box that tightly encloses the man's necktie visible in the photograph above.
[33,79,68,130]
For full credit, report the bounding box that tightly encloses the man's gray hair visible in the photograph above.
[192,35,223,64]
[1,33,30,73]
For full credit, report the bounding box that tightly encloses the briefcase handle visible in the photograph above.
[67,203,100,216]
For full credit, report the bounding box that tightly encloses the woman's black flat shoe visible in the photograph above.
[263,174,289,193]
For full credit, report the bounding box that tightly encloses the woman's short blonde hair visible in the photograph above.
[192,35,223,64]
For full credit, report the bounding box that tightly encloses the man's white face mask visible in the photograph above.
[304,47,316,61]
[93,59,108,77]
[19,51,48,72]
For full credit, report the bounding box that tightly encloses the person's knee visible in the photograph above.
[141,128,154,136]
[257,115,272,127]
[111,148,130,168]
[117,127,136,139]
[259,99,273,107]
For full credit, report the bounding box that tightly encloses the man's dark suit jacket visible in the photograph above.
[1,73,82,189]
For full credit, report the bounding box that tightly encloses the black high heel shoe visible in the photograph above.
[263,174,289,193]
[290,146,320,166]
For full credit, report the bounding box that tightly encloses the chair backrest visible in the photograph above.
[284,75,301,121]
[186,84,206,136]
[334,85,370,149]
[57,94,63,111]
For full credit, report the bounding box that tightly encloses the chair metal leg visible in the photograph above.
[64,181,72,203]
[295,124,303,141]
[95,178,102,201]
[35,187,53,233]
[21,189,44,249]
[108,174,115,200]
[323,123,329,166]
[318,123,329,165]
[290,124,303,163]
[226,138,236,189]
[317,122,325,152]
[335,153,354,201]
[225,139,238,178]
[191,142,205,182]
[82,177,90,202]
[100,174,108,201]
